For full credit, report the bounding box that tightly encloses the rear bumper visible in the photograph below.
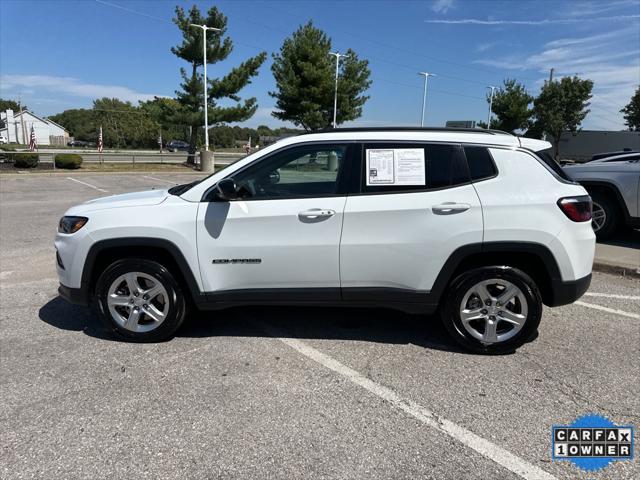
[58,283,90,306]
[547,273,591,307]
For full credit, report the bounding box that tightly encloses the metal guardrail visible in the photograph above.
[1,151,244,165]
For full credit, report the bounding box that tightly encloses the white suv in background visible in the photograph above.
[55,128,595,353]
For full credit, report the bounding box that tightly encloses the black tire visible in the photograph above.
[440,266,542,354]
[95,258,188,342]
[590,192,619,240]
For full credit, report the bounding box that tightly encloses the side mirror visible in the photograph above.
[267,169,280,185]
[214,178,238,201]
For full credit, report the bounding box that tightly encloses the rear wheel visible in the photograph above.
[440,266,542,354]
[96,258,188,342]
[590,192,619,239]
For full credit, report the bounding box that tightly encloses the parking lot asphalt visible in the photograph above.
[1,173,639,480]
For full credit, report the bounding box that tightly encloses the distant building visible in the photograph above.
[445,120,476,129]
[0,109,70,146]
[556,130,640,162]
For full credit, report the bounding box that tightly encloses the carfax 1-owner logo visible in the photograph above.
[552,414,634,471]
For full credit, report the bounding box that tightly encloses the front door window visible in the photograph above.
[232,144,346,200]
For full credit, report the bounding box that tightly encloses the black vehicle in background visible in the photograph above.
[67,140,93,147]
[167,140,190,152]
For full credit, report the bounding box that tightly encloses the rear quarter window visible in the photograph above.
[463,146,497,181]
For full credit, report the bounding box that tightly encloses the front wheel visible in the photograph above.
[440,266,542,354]
[95,258,188,342]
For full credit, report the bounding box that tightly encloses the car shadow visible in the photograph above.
[38,296,478,354]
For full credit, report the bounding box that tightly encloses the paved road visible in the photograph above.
[1,174,638,479]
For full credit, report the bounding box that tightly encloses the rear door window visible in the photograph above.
[361,143,469,193]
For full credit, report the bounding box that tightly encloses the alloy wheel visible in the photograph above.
[459,279,528,344]
[107,272,169,333]
[591,201,606,233]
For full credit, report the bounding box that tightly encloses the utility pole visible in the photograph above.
[328,51,350,128]
[418,72,435,127]
[486,85,497,129]
[18,96,26,145]
[189,24,221,151]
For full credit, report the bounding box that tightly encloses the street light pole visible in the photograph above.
[418,72,435,127]
[329,51,350,128]
[487,85,497,129]
[190,24,221,151]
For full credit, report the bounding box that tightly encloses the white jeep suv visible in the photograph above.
[56,128,595,353]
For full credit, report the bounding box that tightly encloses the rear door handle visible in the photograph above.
[432,202,471,215]
[298,208,336,220]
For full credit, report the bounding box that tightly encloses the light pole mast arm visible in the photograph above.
[190,24,221,152]
[418,72,435,127]
[203,27,208,151]
[329,52,350,129]
[333,55,339,128]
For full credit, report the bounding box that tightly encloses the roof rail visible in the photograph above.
[305,126,513,136]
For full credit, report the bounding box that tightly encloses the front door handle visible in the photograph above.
[298,208,336,220]
[432,202,471,215]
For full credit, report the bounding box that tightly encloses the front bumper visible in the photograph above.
[547,273,591,307]
[58,283,90,306]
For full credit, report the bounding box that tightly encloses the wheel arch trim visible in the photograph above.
[81,237,207,305]
[429,241,564,306]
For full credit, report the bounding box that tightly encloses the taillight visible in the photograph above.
[557,196,592,222]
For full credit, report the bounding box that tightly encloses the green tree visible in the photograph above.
[0,98,25,112]
[92,98,158,148]
[140,97,190,146]
[270,21,372,130]
[171,5,266,161]
[48,108,96,142]
[479,79,533,133]
[620,86,640,131]
[531,76,593,158]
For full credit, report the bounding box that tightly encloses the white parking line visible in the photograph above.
[584,292,640,301]
[143,175,178,185]
[575,301,640,319]
[262,323,557,480]
[66,177,109,193]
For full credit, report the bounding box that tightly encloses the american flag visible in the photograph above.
[28,125,37,151]
[97,126,103,153]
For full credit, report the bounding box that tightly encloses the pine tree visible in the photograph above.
[171,5,266,160]
[270,21,371,131]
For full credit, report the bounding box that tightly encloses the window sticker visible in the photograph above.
[367,149,395,184]
[366,148,425,186]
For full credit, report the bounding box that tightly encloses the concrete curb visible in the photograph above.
[593,261,640,278]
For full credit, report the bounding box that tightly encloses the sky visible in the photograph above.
[0,0,638,130]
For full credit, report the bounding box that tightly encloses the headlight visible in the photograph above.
[58,216,88,234]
